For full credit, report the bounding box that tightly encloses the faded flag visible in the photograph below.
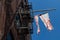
[39,13,53,31]
[34,15,40,34]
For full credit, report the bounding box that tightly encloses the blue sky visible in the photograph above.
[28,0,60,40]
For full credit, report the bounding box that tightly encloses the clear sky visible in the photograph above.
[28,0,60,40]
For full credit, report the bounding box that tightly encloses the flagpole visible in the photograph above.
[32,8,56,13]
[21,8,56,14]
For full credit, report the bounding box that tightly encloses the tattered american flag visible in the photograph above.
[34,13,53,34]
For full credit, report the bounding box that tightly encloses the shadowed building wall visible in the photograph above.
[0,0,32,40]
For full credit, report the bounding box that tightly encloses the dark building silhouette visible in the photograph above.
[0,0,33,40]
